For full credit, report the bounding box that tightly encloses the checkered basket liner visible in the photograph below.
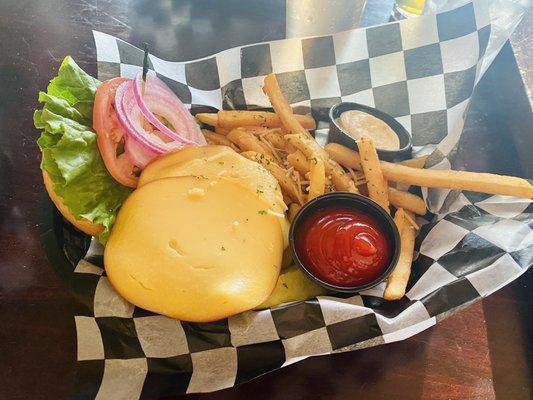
[66,1,531,398]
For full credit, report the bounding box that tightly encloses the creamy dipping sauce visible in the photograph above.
[337,110,400,151]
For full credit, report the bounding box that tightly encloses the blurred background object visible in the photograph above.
[391,0,426,19]
[286,0,365,38]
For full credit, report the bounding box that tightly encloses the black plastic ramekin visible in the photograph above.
[289,192,400,293]
[328,102,412,162]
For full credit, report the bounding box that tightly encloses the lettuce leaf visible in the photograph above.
[35,56,132,243]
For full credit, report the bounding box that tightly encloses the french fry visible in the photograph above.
[285,134,328,162]
[196,111,315,130]
[202,130,236,149]
[251,128,287,164]
[227,127,274,157]
[384,208,416,300]
[288,203,301,223]
[325,143,361,170]
[346,166,367,187]
[241,151,304,205]
[392,207,407,234]
[328,159,358,193]
[325,143,533,199]
[403,210,419,230]
[287,150,310,176]
[292,168,305,203]
[386,159,533,198]
[216,110,316,130]
[398,156,428,169]
[388,187,426,216]
[357,138,390,213]
[286,133,358,193]
[262,130,296,153]
[308,158,326,201]
[263,74,307,135]
[262,74,358,193]
[241,126,271,136]
[195,113,218,126]
[215,126,231,135]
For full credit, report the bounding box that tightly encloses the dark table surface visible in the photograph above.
[0,1,531,399]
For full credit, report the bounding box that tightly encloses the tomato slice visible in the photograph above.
[93,77,138,188]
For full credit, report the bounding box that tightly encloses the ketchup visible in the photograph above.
[296,207,391,287]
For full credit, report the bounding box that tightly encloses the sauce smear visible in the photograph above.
[296,207,391,287]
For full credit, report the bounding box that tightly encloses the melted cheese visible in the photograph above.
[105,176,283,322]
[140,145,290,247]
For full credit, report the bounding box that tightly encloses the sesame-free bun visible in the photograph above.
[42,170,104,236]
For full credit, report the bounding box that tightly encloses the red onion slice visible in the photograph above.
[133,72,206,145]
[113,74,206,169]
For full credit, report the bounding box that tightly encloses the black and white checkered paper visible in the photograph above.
[69,1,531,398]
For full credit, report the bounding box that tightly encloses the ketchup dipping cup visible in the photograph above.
[289,193,400,293]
